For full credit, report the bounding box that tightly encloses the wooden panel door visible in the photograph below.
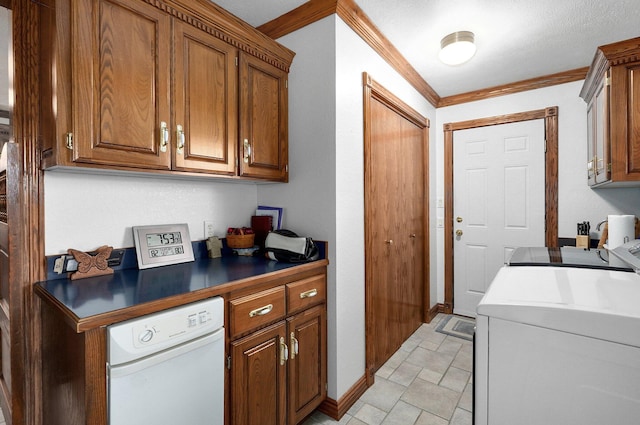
[238,52,288,181]
[173,21,238,174]
[364,74,428,379]
[287,305,326,425]
[231,321,286,425]
[71,0,171,169]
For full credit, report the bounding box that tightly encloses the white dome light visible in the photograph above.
[439,31,476,66]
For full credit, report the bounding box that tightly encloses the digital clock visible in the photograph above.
[133,224,194,269]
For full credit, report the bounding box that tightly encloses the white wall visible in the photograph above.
[434,80,640,303]
[44,171,258,254]
[260,16,436,401]
[0,7,9,110]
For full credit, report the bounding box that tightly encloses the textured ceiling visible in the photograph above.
[214,0,640,98]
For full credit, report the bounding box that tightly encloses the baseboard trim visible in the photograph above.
[426,304,442,322]
[317,374,368,420]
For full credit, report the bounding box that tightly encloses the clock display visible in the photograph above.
[133,224,194,269]
[146,232,183,247]
[148,245,185,258]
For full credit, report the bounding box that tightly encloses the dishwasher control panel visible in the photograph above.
[132,307,213,348]
[108,297,224,365]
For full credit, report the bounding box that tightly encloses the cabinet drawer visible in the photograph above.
[229,286,286,337]
[286,275,326,314]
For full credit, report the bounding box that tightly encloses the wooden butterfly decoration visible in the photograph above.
[68,245,114,280]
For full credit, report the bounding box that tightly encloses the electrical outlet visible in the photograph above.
[437,218,444,228]
[437,198,444,208]
[204,221,215,238]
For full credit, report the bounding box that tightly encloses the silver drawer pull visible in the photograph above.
[249,304,273,317]
[299,289,317,299]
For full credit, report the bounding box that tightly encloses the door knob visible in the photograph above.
[409,234,416,238]
[455,229,463,237]
[385,240,394,245]
[456,217,463,223]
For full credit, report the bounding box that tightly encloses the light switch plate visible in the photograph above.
[204,221,215,238]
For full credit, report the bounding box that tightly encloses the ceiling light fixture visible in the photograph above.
[439,31,476,66]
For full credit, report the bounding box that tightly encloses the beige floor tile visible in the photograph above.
[449,408,472,425]
[303,315,474,425]
[401,377,461,420]
[417,367,444,384]
[354,403,387,425]
[415,410,449,425]
[405,347,454,375]
[358,378,406,412]
[458,383,473,412]
[388,361,422,387]
[381,400,421,425]
[440,367,471,393]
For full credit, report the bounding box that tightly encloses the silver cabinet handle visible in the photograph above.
[299,289,317,299]
[176,124,185,154]
[243,138,251,163]
[280,336,289,365]
[249,304,273,318]
[160,121,169,152]
[290,332,299,359]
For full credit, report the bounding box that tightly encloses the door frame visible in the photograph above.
[443,107,558,313]
[363,72,430,385]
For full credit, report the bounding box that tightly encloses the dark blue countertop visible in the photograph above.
[36,256,306,321]
[35,239,329,332]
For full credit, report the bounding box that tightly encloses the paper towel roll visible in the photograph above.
[608,214,636,248]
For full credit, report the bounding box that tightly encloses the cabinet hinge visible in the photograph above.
[285,80,288,89]
[65,133,73,150]
[607,162,612,172]
[235,56,238,67]
[285,164,289,173]
[227,356,231,370]
[544,138,547,153]
[605,76,611,86]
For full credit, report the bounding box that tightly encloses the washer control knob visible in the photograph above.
[138,329,154,344]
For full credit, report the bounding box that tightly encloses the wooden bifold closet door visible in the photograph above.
[363,73,429,382]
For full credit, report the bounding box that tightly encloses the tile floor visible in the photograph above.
[302,314,473,425]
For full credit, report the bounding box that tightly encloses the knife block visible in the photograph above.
[576,235,589,248]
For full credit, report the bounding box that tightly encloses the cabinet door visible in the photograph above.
[71,0,171,169]
[239,53,288,181]
[231,321,287,425]
[287,305,327,425]
[173,21,238,174]
[594,74,610,184]
[611,63,640,182]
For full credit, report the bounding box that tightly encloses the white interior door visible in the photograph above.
[453,120,545,317]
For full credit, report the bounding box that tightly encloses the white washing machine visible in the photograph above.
[474,243,640,425]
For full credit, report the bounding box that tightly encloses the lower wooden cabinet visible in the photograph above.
[287,305,327,425]
[229,278,327,425]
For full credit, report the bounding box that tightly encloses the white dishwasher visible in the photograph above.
[108,297,224,425]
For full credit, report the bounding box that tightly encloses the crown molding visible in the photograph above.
[258,1,587,108]
[439,67,589,107]
[259,0,440,106]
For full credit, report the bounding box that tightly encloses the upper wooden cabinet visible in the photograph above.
[40,0,294,182]
[239,53,289,181]
[581,37,640,187]
[173,20,238,175]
